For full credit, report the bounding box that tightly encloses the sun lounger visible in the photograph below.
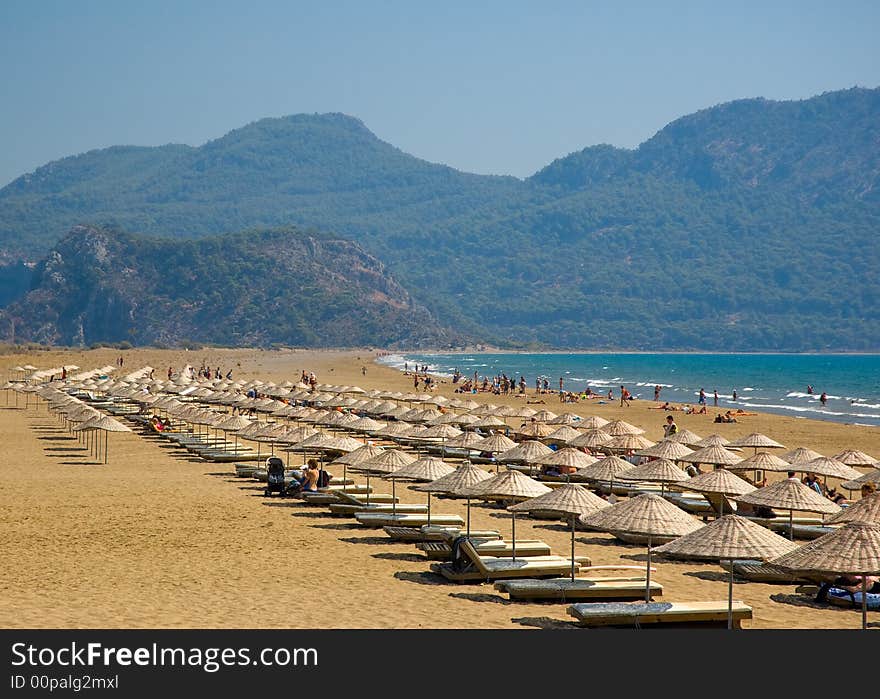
[382,526,501,542]
[567,601,752,628]
[718,560,805,584]
[416,539,552,560]
[495,576,663,601]
[609,530,678,545]
[355,512,466,529]
[431,539,591,582]
[767,523,838,540]
[329,502,428,516]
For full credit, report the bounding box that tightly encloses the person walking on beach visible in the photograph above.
[620,385,630,407]
[698,388,706,407]
[713,389,718,406]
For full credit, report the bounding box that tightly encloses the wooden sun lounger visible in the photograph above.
[495,577,663,601]
[355,513,466,529]
[431,539,591,582]
[329,502,428,516]
[567,601,752,628]
[417,539,552,560]
[382,526,501,542]
[719,560,805,584]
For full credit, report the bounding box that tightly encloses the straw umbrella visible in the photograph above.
[670,468,756,516]
[832,450,879,467]
[575,455,633,498]
[516,421,557,439]
[727,432,785,455]
[443,430,487,455]
[653,515,797,629]
[602,419,645,436]
[357,450,415,506]
[536,448,597,480]
[826,492,880,525]
[330,444,385,492]
[509,484,610,580]
[579,416,609,430]
[736,479,841,540]
[841,469,880,493]
[634,439,694,461]
[497,440,553,475]
[666,429,704,446]
[414,462,492,537]
[618,458,689,496]
[459,470,550,560]
[88,415,132,464]
[770,522,880,629]
[579,494,703,601]
[603,434,654,454]
[568,429,612,450]
[215,414,252,453]
[692,434,733,448]
[781,447,824,466]
[387,457,455,520]
[678,445,743,470]
[544,425,583,445]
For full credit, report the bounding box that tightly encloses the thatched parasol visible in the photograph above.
[568,429,612,450]
[355,449,415,507]
[415,462,492,536]
[387,457,456,520]
[653,515,797,629]
[618,458,689,495]
[459,470,550,560]
[678,444,743,468]
[666,429,704,446]
[770,522,880,629]
[727,432,785,455]
[602,419,645,436]
[575,455,633,496]
[603,433,655,453]
[800,457,864,481]
[781,447,824,466]
[634,439,694,461]
[474,434,517,454]
[737,479,841,540]
[841,469,880,493]
[579,416,609,430]
[579,493,703,601]
[832,450,879,467]
[542,425,582,444]
[509,484,610,580]
[827,493,880,525]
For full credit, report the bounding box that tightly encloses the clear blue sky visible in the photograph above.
[1,0,878,186]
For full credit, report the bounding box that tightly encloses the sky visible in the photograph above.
[1,0,878,186]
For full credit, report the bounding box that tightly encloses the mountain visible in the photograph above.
[0,225,452,348]
[0,87,878,350]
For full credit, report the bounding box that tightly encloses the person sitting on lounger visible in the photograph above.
[301,459,321,493]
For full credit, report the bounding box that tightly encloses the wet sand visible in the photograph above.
[1,347,878,629]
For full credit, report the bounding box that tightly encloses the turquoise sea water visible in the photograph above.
[379,353,880,427]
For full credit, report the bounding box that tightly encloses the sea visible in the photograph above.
[378,353,880,428]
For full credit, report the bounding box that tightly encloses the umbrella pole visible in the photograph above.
[342,464,347,492]
[392,478,396,515]
[728,560,734,630]
[104,430,108,465]
[427,492,431,525]
[789,510,794,541]
[366,472,371,506]
[570,515,576,582]
[511,510,517,561]
[645,536,652,602]
[863,576,868,630]
[466,497,471,539]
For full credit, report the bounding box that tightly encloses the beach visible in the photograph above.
[2,346,879,629]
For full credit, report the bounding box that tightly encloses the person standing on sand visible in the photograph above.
[663,414,678,438]
[620,385,630,407]
[713,389,718,406]
[654,385,661,401]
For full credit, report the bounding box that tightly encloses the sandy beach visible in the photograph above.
[1,346,878,629]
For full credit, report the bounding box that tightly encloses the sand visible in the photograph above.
[1,346,878,629]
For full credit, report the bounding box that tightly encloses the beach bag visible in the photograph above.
[318,470,332,488]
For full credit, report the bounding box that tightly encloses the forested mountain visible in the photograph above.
[0,225,450,348]
[0,87,878,350]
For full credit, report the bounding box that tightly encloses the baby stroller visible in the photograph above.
[264,457,287,497]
